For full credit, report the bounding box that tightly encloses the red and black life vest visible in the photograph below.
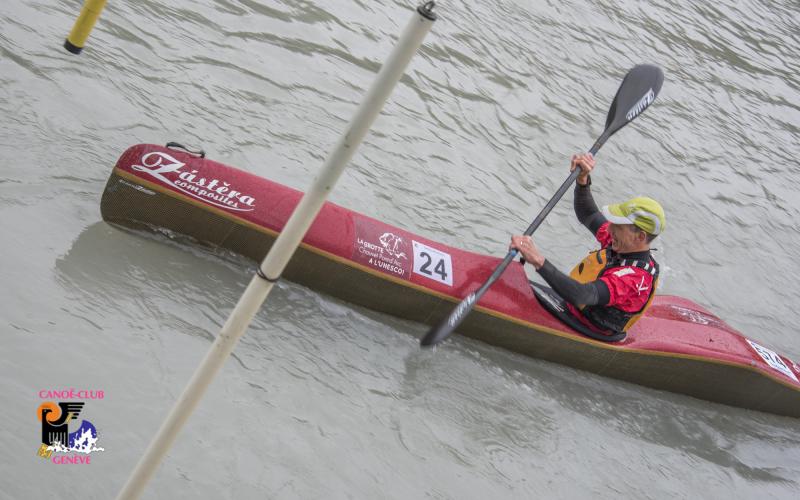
[568,248,660,333]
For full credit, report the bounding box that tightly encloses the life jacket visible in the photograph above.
[568,248,659,334]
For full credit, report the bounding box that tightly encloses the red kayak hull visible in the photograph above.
[100,144,800,417]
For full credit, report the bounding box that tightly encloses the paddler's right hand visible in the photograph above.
[570,153,595,186]
[510,235,545,270]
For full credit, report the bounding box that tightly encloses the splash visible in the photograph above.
[46,420,105,454]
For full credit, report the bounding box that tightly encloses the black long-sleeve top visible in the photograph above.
[535,179,611,306]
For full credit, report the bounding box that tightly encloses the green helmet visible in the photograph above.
[601,196,665,235]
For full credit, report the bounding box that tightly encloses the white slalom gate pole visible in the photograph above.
[116,3,437,499]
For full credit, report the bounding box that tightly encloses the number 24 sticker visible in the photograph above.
[746,339,799,382]
[412,241,453,286]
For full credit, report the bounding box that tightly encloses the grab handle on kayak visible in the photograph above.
[165,142,206,158]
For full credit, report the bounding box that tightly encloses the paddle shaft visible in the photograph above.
[460,137,606,307]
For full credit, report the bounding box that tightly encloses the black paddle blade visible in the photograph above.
[420,292,477,347]
[603,64,664,137]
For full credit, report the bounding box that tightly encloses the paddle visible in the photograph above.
[420,64,664,347]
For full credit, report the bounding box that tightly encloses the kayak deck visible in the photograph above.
[100,144,800,418]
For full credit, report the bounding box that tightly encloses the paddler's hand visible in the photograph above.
[570,153,595,186]
[510,235,545,270]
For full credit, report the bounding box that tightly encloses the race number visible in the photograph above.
[746,339,799,382]
[412,241,453,286]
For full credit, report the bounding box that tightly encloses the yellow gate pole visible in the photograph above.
[64,0,108,54]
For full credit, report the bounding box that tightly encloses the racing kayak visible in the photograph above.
[101,143,800,418]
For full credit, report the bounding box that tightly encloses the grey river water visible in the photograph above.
[2,0,800,498]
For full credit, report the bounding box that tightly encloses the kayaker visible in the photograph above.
[511,153,665,339]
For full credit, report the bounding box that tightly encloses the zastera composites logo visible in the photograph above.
[36,389,105,464]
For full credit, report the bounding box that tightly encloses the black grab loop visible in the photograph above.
[531,282,626,342]
[165,142,206,158]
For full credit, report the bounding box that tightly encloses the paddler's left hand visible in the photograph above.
[510,235,546,270]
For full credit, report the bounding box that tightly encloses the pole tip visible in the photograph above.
[63,39,83,55]
[417,1,437,21]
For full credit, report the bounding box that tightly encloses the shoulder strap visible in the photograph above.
[606,253,659,278]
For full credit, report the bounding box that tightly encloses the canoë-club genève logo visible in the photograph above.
[36,389,105,465]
